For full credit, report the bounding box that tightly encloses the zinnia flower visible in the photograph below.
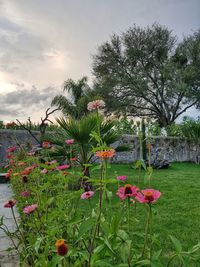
[4,199,17,208]
[42,141,51,148]
[18,162,25,167]
[55,239,69,256]
[6,146,17,153]
[20,191,30,197]
[95,149,115,159]
[116,184,139,200]
[87,100,105,111]
[20,167,33,176]
[23,204,38,214]
[81,191,94,199]
[40,168,48,174]
[57,164,70,170]
[65,139,74,145]
[117,175,127,181]
[135,189,161,204]
[45,160,57,165]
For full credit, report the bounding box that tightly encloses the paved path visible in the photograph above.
[0,184,19,267]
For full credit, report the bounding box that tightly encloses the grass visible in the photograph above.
[92,162,200,262]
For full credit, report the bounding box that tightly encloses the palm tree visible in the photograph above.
[51,76,95,119]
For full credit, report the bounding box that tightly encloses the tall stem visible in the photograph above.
[141,204,152,259]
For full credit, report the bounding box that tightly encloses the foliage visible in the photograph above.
[2,148,200,266]
[92,24,200,127]
[51,76,99,119]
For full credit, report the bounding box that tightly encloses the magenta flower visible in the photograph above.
[4,199,17,208]
[23,204,38,214]
[65,139,74,145]
[40,168,48,174]
[87,100,105,111]
[116,184,139,200]
[6,146,17,153]
[20,191,30,197]
[117,175,127,181]
[81,191,94,199]
[57,164,70,170]
[135,189,161,204]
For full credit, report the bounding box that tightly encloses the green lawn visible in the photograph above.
[95,162,200,261]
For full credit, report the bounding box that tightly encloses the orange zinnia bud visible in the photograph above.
[55,239,69,256]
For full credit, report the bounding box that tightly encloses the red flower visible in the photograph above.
[116,184,139,200]
[57,165,70,170]
[6,146,17,153]
[135,189,161,204]
[4,199,17,208]
[55,239,69,256]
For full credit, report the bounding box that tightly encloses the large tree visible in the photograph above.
[92,24,200,127]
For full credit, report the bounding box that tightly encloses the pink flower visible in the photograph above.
[4,199,17,208]
[65,139,74,145]
[117,175,127,181]
[45,160,57,165]
[81,191,94,199]
[27,152,35,156]
[6,146,17,153]
[23,204,38,214]
[87,100,105,111]
[135,189,161,204]
[116,184,139,200]
[40,168,48,174]
[57,164,70,170]
[20,191,30,197]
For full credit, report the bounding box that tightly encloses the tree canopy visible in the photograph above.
[51,76,95,119]
[92,24,200,127]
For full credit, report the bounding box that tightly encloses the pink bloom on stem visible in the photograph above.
[117,175,127,181]
[87,100,105,111]
[116,184,139,200]
[57,164,70,170]
[135,189,161,204]
[4,199,17,208]
[65,139,74,145]
[6,146,17,153]
[20,191,30,197]
[81,191,94,199]
[27,152,35,156]
[23,204,38,214]
[40,168,48,174]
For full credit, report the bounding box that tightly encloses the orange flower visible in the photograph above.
[95,149,115,159]
[55,239,69,256]
[18,162,25,167]
[42,141,51,148]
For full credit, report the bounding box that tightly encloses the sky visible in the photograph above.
[0,0,200,123]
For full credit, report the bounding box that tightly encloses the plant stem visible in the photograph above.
[141,204,152,259]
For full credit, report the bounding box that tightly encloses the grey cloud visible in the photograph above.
[0,86,61,120]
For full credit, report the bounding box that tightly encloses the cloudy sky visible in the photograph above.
[0,0,200,122]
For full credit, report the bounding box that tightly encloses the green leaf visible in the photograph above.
[170,235,182,253]
[34,237,43,254]
[135,259,151,266]
[77,219,95,241]
[104,238,116,255]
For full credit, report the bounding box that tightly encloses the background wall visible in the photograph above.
[0,130,199,164]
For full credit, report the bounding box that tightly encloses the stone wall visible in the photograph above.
[0,129,40,163]
[0,130,199,163]
[112,135,200,163]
